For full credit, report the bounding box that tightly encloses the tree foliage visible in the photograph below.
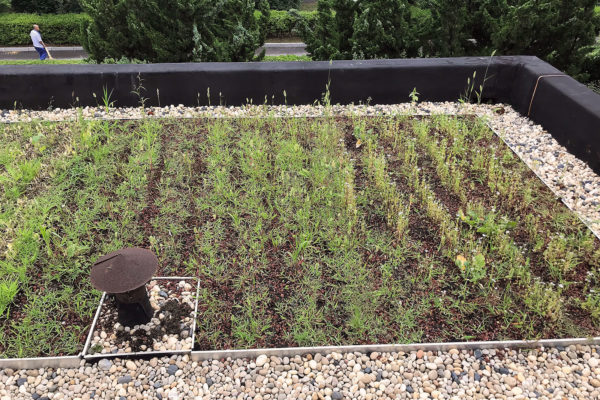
[268,0,301,11]
[304,0,600,79]
[0,0,11,12]
[351,0,411,59]
[11,0,81,13]
[304,0,418,60]
[303,0,357,60]
[80,0,269,63]
[493,0,600,79]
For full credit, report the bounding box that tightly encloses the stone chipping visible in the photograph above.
[1,346,600,399]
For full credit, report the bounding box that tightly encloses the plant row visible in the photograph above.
[1,115,599,358]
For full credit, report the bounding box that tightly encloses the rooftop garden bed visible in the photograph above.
[1,113,599,358]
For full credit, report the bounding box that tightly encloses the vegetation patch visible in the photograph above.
[0,55,310,66]
[1,115,599,357]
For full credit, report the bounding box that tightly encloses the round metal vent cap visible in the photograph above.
[90,247,158,293]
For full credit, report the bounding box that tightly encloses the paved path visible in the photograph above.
[0,46,87,60]
[0,43,307,61]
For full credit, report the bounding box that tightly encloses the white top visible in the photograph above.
[30,30,43,48]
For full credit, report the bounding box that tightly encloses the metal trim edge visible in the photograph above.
[82,292,106,357]
[0,356,81,370]
[191,337,600,361]
[485,121,600,241]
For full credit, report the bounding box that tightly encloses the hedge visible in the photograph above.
[0,11,316,46]
[0,13,89,46]
[259,10,317,38]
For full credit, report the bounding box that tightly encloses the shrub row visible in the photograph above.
[0,10,316,46]
[0,13,89,45]
[257,10,317,38]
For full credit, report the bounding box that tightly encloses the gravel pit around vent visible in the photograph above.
[1,103,600,360]
[83,278,199,359]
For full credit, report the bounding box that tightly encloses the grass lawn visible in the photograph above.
[0,59,86,65]
[1,114,599,357]
[0,56,310,66]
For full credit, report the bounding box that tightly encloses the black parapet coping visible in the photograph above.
[510,57,600,174]
[0,57,506,109]
[0,56,599,173]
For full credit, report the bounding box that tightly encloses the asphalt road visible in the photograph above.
[0,43,307,60]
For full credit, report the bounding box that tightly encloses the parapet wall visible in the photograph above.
[1,56,599,173]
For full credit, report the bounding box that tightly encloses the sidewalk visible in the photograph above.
[0,46,88,60]
[0,43,307,60]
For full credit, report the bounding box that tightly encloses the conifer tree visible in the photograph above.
[303,0,358,60]
[304,0,419,60]
[80,0,269,63]
[424,0,470,56]
[492,0,599,78]
[350,0,411,59]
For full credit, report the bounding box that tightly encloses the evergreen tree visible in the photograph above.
[351,0,411,59]
[425,0,470,56]
[192,0,270,61]
[492,0,599,78]
[303,0,358,60]
[404,3,438,58]
[304,0,420,60]
[304,0,599,80]
[469,0,508,53]
[11,0,82,13]
[80,0,133,62]
[80,0,269,63]
[0,0,11,12]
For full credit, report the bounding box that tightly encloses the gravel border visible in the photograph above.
[1,346,599,399]
[2,102,599,238]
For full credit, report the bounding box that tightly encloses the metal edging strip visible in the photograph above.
[0,356,82,370]
[190,337,600,361]
[485,121,600,241]
[190,279,201,356]
[81,292,106,358]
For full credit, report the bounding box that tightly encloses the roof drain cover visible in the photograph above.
[90,248,158,327]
